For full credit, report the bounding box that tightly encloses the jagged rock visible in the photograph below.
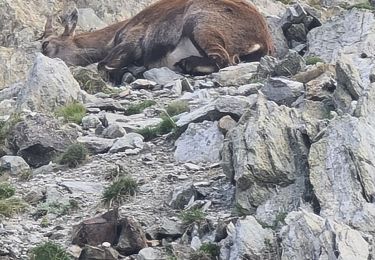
[76,8,107,31]
[0,83,22,103]
[307,9,375,85]
[116,217,147,255]
[305,70,336,102]
[309,115,375,225]
[168,184,197,209]
[0,155,31,176]
[79,245,119,260]
[143,67,183,85]
[155,218,183,239]
[175,121,224,163]
[285,23,307,46]
[211,63,259,86]
[131,79,157,90]
[176,95,257,131]
[280,210,370,260]
[138,248,163,260]
[370,66,375,83]
[261,77,304,106]
[85,99,126,112]
[109,133,144,154]
[102,124,127,139]
[16,53,83,113]
[105,112,162,132]
[77,136,114,154]
[237,83,262,96]
[220,216,275,260]
[82,115,102,130]
[8,113,78,167]
[293,63,335,83]
[23,188,45,205]
[72,210,119,247]
[218,115,237,135]
[266,16,289,58]
[222,95,309,216]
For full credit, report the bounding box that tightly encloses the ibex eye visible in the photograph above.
[42,41,49,50]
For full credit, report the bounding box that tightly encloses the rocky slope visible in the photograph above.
[1,0,375,260]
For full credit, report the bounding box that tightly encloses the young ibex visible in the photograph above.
[42,0,274,84]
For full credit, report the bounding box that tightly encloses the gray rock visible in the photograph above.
[176,95,257,131]
[281,210,370,260]
[266,16,289,58]
[82,115,101,130]
[143,67,183,85]
[284,23,307,46]
[174,121,224,163]
[218,115,237,135]
[59,181,104,195]
[131,79,157,90]
[8,113,78,167]
[307,9,375,85]
[168,184,196,210]
[109,133,144,154]
[116,217,147,255]
[76,8,107,31]
[77,136,114,154]
[211,63,259,86]
[156,218,183,239]
[138,248,163,260]
[261,77,304,106]
[23,188,45,205]
[0,83,22,102]
[0,155,31,176]
[79,245,119,260]
[85,99,125,112]
[220,216,275,260]
[16,53,83,113]
[102,124,126,139]
[105,112,162,133]
[237,83,262,96]
[370,66,375,83]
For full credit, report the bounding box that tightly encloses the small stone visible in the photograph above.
[218,115,237,135]
[102,242,111,248]
[130,79,157,90]
[102,124,126,139]
[81,115,101,130]
[0,155,31,176]
[184,163,201,171]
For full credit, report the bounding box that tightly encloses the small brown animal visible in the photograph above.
[41,9,129,66]
[42,0,274,84]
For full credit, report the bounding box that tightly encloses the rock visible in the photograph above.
[16,53,83,113]
[0,155,31,177]
[138,248,163,260]
[72,210,119,247]
[306,9,375,85]
[102,124,126,139]
[285,23,307,46]
[266,16,289,58]
[85,99,126,112]
[23,188,45,205]
[109,133,144,154]
[77,136,115,154]
[292,63,335,84]
[116,217,147,255]
[8,113,78,167]
[305,69,336,102]
[261,77,304,106]
[105,112,162,133]
[174,121,224,163]
[237,83,262,96]
[79,245,119,260]
[221,95,309,215]
[131,79,157,90]
[0,83,22,103]
[155,218,183,239]
[220,216,275,260]
[82,115,102,130]
[59,181,104,195]
[211,63,259,86]
[168,184,197,210]
[176,95,257,131]
[280,210,370,260]
[143,67,183,85]
[76,8,107,31]
[370,66,375,83]
[218,116,237,135]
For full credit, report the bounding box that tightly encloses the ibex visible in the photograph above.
[42,0,274,84]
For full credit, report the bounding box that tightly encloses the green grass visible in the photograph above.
[124,100,156,115]
[165,100,190,117]
[305,56,325,65]
[0,197,27,217]
[102,176,138,205]
[34,199,79,218]
[0,114,21,145]
[58,143,88,168]
[30,241,72,260]
[0,182,15,199]
[179,208,206,225]
[199,243,220,259]
[136,115,176,141]
[55,102,86,124]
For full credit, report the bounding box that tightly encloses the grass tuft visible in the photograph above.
[34,199,79,218]
[0,114,21,145]
[30,241,72,260]
[102,176,138,205]
[0,182,15,199]
[124,100,157,115]
[0,197,27,217]
[179,208,206,225]
[136,115,176,141]
[55,102,86,124]
[58,143,88,168]
[165,100,190,117]
[305,56,325,66]
[200,243,220,258]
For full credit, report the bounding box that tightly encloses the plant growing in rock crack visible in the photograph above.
[34,199,79,218]
[102,176,138,206]
[58,143,88,168]
[199,243,220,259]
[0,182,15,199]
[165,100,190,117]
[136,115,177,141]
[0,197,27,217]
[124,100,157,115]
[30,241,72,260]
[55,102,86,124]
[179,208,206,226]
[305,56,325,65]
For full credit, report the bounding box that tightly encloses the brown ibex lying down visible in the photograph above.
[41,0,274,84]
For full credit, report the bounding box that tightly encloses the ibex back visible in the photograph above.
[42,0,274,84]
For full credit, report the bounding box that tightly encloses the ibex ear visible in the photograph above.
[62,8,78,37]
[39,16,54,40]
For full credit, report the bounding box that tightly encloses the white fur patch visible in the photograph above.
[248,44,261,53]
[194,65,216,74]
